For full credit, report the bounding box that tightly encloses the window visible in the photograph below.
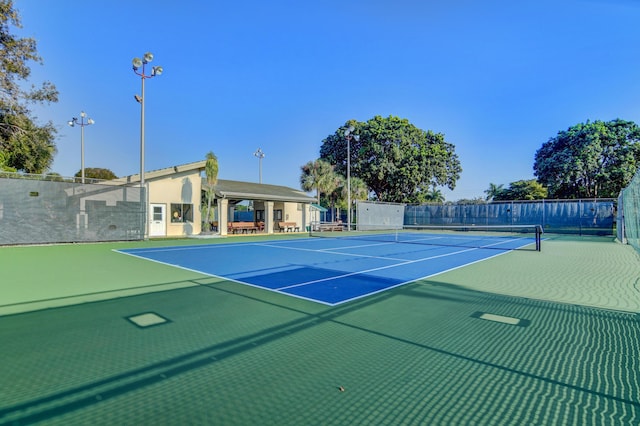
[153,206,163,221]
[171,203,193,223]
[274,209,283,221]
[256,210,265,221]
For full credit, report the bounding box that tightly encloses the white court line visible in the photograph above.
[276,246,479,291]
[255,242,412,262]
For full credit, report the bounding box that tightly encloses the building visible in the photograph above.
[117,160,317,237]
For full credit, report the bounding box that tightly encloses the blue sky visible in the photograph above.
[16,0,640,200]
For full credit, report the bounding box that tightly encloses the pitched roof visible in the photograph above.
[112,160,314,203]
[114,160,207,184]
[204,179,315,203]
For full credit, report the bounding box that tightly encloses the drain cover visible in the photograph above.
[127,312,169,328]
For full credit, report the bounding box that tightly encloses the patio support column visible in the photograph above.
[219,198,229,236]
[265,201,274,234]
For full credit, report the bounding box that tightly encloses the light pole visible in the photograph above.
[132,52,163,187]
[344,125,359,231]
[67,111,95,184]
[254,148,265,183]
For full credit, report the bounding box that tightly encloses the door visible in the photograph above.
[149,204,166,237]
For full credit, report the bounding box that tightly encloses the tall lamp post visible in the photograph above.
[132,52,163,187]
[254,148,265,183]
[344,125,359,231]
[67,111,95,184]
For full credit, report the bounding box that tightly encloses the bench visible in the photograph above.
[229,221,259,234]
[318,222,343,232]
[278,221,300,232]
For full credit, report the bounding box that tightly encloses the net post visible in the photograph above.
[535,225,542,252]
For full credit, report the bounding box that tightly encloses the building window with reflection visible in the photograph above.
[171,203,193,223]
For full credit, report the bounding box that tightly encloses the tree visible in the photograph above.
[485,183,504,201]
[203,151,219,231]
[319,116,461,203]
[493,179,548,201]
[0,1,59,173]
[534,119,640,199]
[0,149,15,171]
[300,159,338,204]
[74,167,117,181]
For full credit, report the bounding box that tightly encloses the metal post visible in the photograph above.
[67,112,94,184]
[80,124,85,184]
[344,126,358,232]
[347,136,351,231]
[140,76,145,187]
[132,52,163,240]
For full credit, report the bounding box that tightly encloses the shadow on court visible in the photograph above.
[2,270,639,425]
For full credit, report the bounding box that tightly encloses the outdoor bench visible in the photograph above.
[278,221,299,232]
[229,222,259,234]
[318,222,343,232]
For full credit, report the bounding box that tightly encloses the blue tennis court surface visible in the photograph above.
[116,235,536,305]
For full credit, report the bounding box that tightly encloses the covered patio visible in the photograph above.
[203,179,315,235]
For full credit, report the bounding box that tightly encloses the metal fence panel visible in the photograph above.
[620,169,640,253]
[402,199,615,235]
[0,177,145,245]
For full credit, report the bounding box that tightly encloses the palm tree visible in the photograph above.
[203,151,219,232]
[425,188,445,203]
[300,159,337,204]
[485,183,504,201]
[341,176,368,224]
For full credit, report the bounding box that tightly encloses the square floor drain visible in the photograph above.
[127,312,170,328]
[471,311,530,327]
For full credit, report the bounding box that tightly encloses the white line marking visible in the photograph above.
[276,246,479,290]
[255,242,411,262]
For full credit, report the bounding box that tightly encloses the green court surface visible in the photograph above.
[1,235,639,425]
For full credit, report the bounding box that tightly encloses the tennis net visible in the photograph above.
[309,224,543,251]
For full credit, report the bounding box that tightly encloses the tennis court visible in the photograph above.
[117,228,540,305]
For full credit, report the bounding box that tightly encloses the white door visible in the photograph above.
[149,204,166,237]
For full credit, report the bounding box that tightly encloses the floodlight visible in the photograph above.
[132,57,143,69]
[143,52,154,63]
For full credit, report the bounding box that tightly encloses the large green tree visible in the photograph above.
[0,1,58,173]
[534,119,640,199]
[319,116,461,203]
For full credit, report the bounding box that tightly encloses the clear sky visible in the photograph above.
[15,0,640,200]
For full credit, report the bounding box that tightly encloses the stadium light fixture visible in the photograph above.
[254,148,265,183]
[67,111,95,184]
